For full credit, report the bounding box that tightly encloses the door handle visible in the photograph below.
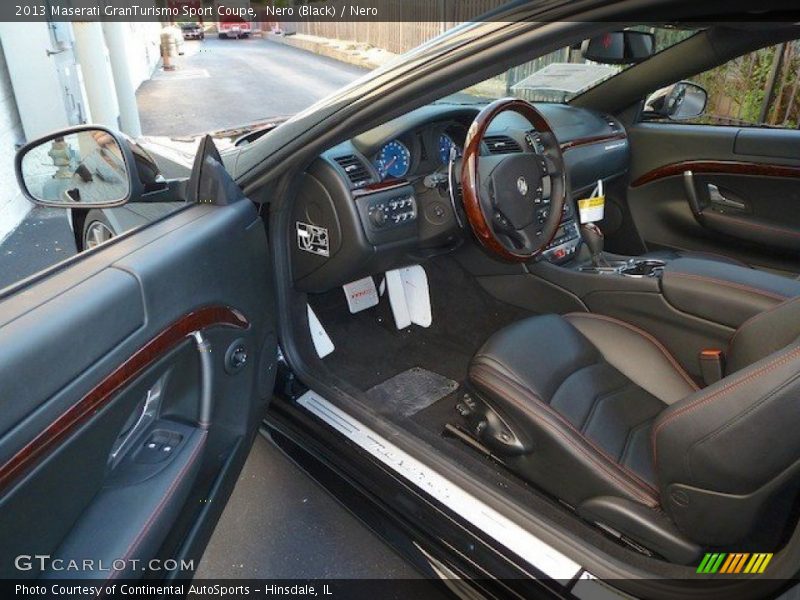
[682,170,703,216]
[109,375,166,468]
[707,184,747,211]
[192,331,214,430]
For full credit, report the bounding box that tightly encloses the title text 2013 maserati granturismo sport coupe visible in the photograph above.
[3,1,800,598]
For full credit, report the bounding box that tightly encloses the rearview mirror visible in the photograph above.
[15,126,134,208]
[644,81,708,120]
[581,30,655,65]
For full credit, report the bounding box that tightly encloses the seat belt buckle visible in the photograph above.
[699,349,725,386]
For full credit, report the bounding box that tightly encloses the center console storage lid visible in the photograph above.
[661,258,800,329]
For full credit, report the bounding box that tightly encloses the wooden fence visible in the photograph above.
[276,0,507,55]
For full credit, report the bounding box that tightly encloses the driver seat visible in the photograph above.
[467,304,800,564]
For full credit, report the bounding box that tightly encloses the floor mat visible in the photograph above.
[309,255,532,391]
[410,386,464,429]
[366,367,459,417]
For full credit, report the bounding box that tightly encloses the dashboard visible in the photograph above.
[291,102,630,292]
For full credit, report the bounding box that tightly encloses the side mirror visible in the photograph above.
[644,81,708,121]
[581,30,655,65]
[15,126,136,208]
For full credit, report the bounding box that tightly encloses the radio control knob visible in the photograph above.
[370,210,387,227]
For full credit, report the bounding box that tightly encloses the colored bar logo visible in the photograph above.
[697,553,773,574]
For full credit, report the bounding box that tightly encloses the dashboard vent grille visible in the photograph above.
[484,135,522,154]
[333,155,371,187]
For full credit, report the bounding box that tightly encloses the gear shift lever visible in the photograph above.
[580,222,606,267]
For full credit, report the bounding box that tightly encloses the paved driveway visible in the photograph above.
[0,36,365,290]
[137,36,367,137]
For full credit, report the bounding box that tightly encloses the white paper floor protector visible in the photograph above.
[577,179,605,223]
[342,276,379,313]
[386,270,411,329]
[307,305,334,358]
[386,265,432,329]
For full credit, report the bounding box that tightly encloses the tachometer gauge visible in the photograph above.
[374,140,411,180]
[438,133,458,164]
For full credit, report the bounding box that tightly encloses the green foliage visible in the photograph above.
[682,42,800,128]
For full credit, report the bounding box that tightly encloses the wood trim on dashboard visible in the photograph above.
[631,160,800,188]
[559,132,627,152]
[0,305,249,492]
[350,179,410,197]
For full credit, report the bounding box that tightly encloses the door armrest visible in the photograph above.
[41,422,206,580]
[661,258,800,328]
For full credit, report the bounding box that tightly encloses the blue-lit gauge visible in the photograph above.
[374,140,411,180]
[438,133,459,164]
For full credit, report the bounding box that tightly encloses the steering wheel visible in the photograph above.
[460,98,567,262]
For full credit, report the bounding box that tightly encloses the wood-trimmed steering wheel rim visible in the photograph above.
[461,98,567,262]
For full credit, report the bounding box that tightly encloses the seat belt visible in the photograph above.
[699,349,725,386]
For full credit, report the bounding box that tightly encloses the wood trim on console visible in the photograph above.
[0,305,249,492]
[559,132,627,152]
[631,160,800,188]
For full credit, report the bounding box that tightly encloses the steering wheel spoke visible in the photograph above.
[543,154,562,176]
[491,207,514,231]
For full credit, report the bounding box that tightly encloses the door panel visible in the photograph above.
[624,123,800,275]
[0,199,276,579]
[0,269,144,445]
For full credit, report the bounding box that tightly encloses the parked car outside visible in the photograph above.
[180,22,205,41]
[218,16,251,39]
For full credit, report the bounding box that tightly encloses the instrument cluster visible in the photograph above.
[373,139,412,180]
[371,124,465,182]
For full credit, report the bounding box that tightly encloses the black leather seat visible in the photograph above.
[467,301,800,563]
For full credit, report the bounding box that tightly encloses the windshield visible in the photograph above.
[446,26,699,104]
[129,23,696,143]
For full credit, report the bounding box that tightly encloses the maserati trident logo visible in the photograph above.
[516,176,528,196]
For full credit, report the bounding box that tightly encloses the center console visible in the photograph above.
[538,199,664,279]
[512,211,800,378]
[540,200,581,264]
[578,258,666,278]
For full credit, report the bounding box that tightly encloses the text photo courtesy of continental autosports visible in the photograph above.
[1,1,800,599]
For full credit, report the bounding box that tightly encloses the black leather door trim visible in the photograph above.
[0,306,248,493]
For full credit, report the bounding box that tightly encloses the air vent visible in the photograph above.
[484,135,522,154]
[333,155,371,187]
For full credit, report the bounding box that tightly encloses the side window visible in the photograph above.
[0,23,193,292]
[673,41,800,128]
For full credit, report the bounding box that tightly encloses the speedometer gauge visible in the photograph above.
[438,133,458,164]
[374,140,411,180]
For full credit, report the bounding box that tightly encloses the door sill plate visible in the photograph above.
[297,390,582,581]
